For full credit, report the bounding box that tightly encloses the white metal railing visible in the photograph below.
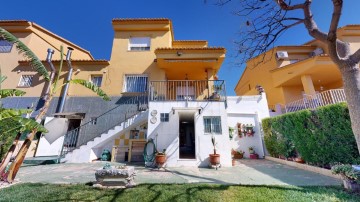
[285,89,346,113]
[149,80,226,102]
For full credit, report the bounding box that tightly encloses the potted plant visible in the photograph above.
[155,149,166,168]
[233,150,245,159]
[245,124,255,136]
[248,146,259,159]
[332,164,360,191]
[209,136,220,169]
[228,127,234,140]
[237,123,243,138]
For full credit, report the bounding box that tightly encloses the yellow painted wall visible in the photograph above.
[2,19,226,99]
[235,26,360,106]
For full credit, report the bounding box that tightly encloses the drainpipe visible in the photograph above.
[58,47,74,113]
[44,48,55,100]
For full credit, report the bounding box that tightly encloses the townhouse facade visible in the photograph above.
[1,18,270,167]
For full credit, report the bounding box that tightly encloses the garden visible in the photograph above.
[262,103,360,190]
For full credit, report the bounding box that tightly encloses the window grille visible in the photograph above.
[0,39,13,53]
[91,76,102,87]
[203,116,222,134]
[123,75,148,93]
[18,75,33,87]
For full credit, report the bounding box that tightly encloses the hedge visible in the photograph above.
[262,103,360,168]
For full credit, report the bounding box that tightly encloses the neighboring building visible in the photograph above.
[235,25,360,114]
[1,18,270,167]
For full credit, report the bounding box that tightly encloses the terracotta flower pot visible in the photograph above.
[233,153,244,159]
[155,154,166,167]
[294,157,305,164]
[209,154,220,165]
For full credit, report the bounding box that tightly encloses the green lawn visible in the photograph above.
[0,183,359,202]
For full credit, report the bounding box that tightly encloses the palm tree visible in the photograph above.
[0,27,110,183]
[0,68,48,179]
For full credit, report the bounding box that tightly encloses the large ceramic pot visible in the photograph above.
[155,154,166,168]
[209,154,220,165]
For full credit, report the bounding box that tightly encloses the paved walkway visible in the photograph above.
[14,159,340,186]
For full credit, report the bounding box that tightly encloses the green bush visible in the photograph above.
[262,103,360,167]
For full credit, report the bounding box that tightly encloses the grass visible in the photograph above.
[1,183,359,202]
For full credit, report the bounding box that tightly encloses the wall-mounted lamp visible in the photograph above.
[177,51,183,56]
[103,70,107,74]
[76,69,81,73]
[17,70,21,73]
[255,84,264,94]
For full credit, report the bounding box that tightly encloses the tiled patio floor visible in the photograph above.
[14,159,341,186]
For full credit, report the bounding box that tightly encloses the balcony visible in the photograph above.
[149,80,226,102]
[284,89,346,113]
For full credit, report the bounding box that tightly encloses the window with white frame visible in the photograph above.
[123,74,148,93]
[18,75,34,87]
[160,113,169,122]
[91,75,102,87]
[0,38,13,53]
[128,37,150,51]
[204,116,222,134]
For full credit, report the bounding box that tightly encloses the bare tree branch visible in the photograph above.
[276,0,305,10]
[327,0,344,64]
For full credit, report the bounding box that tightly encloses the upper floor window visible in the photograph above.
[0,38,13,53]
[128,37,150,51]
[123,74,148,93]
[204,116,222,134]
[18,75,33,87]
[91,75,102,87]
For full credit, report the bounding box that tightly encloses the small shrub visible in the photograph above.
[332,164,360,183]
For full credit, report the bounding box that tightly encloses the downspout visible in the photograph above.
[58,47,74,113]
[44,48,55,100]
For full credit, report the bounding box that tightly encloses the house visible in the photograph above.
[234,25,360,114]
[1,18,270,167]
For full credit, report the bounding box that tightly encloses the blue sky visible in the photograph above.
[1,0,360,95]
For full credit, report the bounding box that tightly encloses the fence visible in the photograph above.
[149,80,226,102]
[285,89,346,113]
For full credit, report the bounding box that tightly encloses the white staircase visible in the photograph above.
[61,111,148,163]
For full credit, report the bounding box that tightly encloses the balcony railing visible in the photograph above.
[285,89,346,113]
[149,80,226,102]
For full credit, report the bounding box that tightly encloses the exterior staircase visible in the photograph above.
[60,94,148,163]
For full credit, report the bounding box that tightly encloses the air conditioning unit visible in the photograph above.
[310,47,324,57]
[276,51,289,60]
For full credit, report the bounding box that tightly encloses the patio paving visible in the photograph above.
[14,159,341,186]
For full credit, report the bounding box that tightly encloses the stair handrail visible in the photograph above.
[60,93,148,157]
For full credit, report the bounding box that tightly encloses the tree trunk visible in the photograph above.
[0,132,21,178]
[6,133,33,182]
[340,64,360,154]
[5,97,51,183]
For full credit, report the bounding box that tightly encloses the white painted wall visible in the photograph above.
[147,101,232,167]
[36,117,65,157]
[226,93,270,158]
